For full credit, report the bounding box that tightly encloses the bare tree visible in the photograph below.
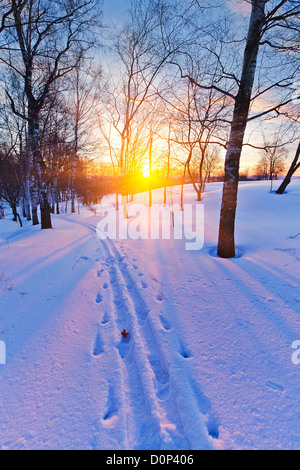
[216,0,300,257]
[276,141,300,194]
[67,60,101,213]
[101,0,194,215]
[165,73,228,202]
[261,135,287,189]
[1,0,101,229]
[0,146,23,226]
[0,0,24,35]
[160,0,299,257]
[256,150,286,189]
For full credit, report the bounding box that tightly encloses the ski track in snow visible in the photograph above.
[65,218,216,450]
[1,182,300,449]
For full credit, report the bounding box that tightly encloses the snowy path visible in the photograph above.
[57,217,216,449]
[0,181,300,450]
[0,212,216,450]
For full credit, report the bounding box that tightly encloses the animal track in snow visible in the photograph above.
[103,385,118,421]
[156,293,164,302]
[207,416,220,439]
[93,329,104,356]
[101,311,110,325]
[159,315,171,331]
[179,342,192,359]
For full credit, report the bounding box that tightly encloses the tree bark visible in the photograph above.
[25,178,31,221]
[218,0,268,258]
[164,125,171,206]
[149,136,153,207]
[181,164,187,211]
[276,143,300,194]
[28,106,52,229]
[12,205,23,227]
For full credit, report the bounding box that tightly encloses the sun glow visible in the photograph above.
[142,166,151,178]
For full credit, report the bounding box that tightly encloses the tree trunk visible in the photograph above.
[186,148,202,202]
[12,205,17,222]
[199,147,205,195]
[29,105,52,229]
[31,195,39,226]
[149,136,153,207]
[164,125,171,206]
[25,177,31,221]
[12,205,23,227]
[71,193,76,213]
[217,0,267,258]
[276,143,300,194]
[22,197,26,218]
[181,164,187,211]
[71,161,77,214]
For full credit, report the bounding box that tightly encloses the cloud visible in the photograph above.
[226,0,251,15]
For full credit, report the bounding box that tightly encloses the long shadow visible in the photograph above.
[0,233,99,366]
[141,238,218,448]
[0,233,92,283]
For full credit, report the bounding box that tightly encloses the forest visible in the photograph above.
[0,0,299,257]
[0,0,299,452]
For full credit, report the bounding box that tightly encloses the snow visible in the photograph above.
[0,180,299,450]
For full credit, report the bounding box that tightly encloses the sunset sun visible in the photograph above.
[0,0,298,453]
[142,166,151,178]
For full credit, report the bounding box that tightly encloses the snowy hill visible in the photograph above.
[0,181,299,450]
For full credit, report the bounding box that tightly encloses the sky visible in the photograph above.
[100,0,299,174]
[102,0,130,24]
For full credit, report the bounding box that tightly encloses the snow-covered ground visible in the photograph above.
[0,180,299,450]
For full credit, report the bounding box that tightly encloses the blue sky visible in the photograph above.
[103,0,130,24]
[99,0,298,170]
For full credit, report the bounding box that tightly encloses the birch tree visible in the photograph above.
[160,0,299,257]
[276,141,300,194]
[67,60,101,213]
[218,0,300,257]
[1,0,101,229]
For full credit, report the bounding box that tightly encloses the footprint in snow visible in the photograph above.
[206,416,220,440]
[179,342,192,359]
[159,315,171,331]
[93,329,104,356]
[156,293,164,302]
[101,311,110,324]
[103,385,118,421]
